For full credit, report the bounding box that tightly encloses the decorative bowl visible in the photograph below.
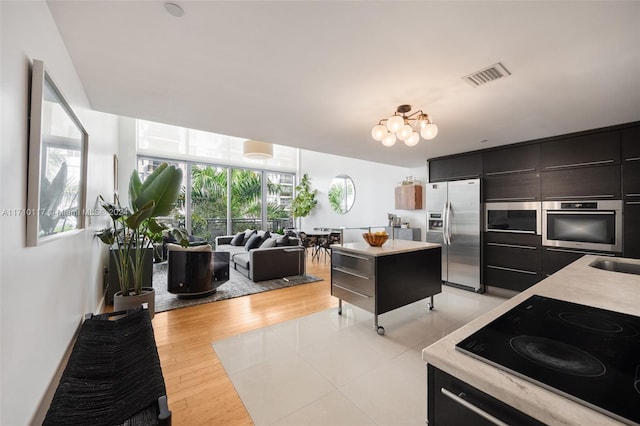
[362,232,389,247]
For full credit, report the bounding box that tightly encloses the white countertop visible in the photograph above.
[331,240,441,257]
[421,255,640,425]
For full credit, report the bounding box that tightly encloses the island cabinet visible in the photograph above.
[331,241,441,335]
[484,232,542,291]
[428,365,545,426]
[429,153,482,182]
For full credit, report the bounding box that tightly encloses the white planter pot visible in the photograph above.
[113,287,155,319]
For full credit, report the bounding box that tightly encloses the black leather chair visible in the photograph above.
[167,244,229,298]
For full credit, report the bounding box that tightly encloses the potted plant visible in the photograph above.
[97,163,188,317]
[290,173,318,228]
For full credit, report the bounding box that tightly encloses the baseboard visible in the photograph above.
[29,319,83,425]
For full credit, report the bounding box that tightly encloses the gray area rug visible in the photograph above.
[152,262,322,313]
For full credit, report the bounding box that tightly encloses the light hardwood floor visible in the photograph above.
[151,253,335,425]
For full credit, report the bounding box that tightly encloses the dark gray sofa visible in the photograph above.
[214,232,305,282]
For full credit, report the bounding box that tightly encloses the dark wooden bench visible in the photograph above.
[43,305,171,425]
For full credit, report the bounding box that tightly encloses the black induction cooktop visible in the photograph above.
[456,295,640,425]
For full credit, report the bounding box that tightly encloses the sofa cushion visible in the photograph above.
[233,252,250,270]
[230,232,245,246]
[166,243,212,252]
[246,231,271,251]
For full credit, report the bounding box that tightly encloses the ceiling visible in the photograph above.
[46,1,640,168]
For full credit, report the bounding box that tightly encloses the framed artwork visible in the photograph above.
[26,59,88,246]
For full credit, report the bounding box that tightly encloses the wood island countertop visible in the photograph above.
[421,255,640,426]
[331,240,441,257]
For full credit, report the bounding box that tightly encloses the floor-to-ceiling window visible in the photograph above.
[136,119,297,242]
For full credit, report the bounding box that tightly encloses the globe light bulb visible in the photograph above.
[381,132,397,147]
[421,123,438,140]
[386,115,404,133]
[371,124,387,141]
[404,132,420,147]
[397,124,413,141]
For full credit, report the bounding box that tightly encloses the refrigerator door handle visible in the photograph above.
[441,203,449,245]
[445,201,452,245]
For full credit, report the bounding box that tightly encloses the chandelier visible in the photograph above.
[371,104,438,147]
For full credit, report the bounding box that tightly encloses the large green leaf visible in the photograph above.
[134,165,183,217]
[128,170,143,211]
[125,199,155,229]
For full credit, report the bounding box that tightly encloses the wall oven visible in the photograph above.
[542,200,622,252]
[485,202,541,235]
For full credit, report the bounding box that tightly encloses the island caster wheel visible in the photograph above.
[427,303,434,310]
[376,326,385,335]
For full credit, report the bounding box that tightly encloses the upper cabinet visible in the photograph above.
[395,184,423,210]
[483,143,539,175]
[621,125,640,163]
[540,130,620,170]
[429,153,482,182]
[541,165,621,200]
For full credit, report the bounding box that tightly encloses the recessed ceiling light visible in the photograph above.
[164,2,184,17]
[480,139,489,143]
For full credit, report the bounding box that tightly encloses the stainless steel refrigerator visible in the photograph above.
[426,179,482,292]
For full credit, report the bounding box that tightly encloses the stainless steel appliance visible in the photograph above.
[426,179,481,292]
[456,295,640,426]
[485,201,541,235]
[542,200,622,252]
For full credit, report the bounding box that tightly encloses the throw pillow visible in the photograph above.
[244,233,263,251]
[243,229,257,240]
[260,237,277,248]
[275,235,290,247]
[230,232,245,246]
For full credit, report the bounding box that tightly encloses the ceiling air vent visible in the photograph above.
[463,62,511,87]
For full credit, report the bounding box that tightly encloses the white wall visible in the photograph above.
[299,150,427,242]
[0,2,118,424]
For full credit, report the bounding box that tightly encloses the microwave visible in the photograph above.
[542,200,622,252]
[485,202,541,235]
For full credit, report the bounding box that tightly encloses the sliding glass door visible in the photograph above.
[138,156,293,242]
[190,164,228,241]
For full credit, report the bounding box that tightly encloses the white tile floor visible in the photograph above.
[212,286,507,425]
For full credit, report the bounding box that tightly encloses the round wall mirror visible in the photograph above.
[328,174,355,214]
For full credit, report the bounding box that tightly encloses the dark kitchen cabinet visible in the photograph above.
[540,165,621,200]
[427,365,545,426]
[540,130,620,170]
[621,125,640,162]
[484,172,540,202]
[429,153,482,182]
[622,163,640,198]
[623,162,640,259]
[541,246,620,276]
[483,232,542,291]
[483,143,539,175]
[624,202,640,259]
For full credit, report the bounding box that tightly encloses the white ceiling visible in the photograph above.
[47,1,640,168]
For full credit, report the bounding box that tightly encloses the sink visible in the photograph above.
[589,259,640,276]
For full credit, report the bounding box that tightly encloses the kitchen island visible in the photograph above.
[331,240,442,335]
[422,255,640,425]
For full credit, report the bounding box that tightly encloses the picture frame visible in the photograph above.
[26,59,88,246]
